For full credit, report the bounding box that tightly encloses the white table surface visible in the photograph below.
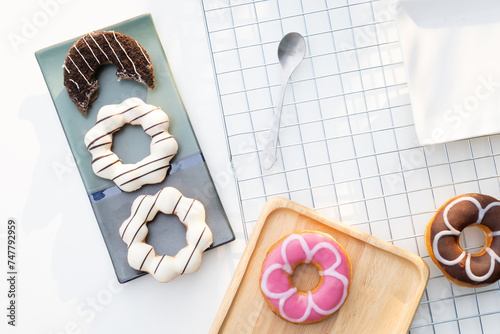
[1,1,245,333]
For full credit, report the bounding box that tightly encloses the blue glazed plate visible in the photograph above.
[35,13,234,283]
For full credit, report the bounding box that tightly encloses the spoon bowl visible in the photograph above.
[278,32,307,74]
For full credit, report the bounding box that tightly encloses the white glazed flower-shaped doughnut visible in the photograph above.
[119,187,213,283]
[84,97,178,192]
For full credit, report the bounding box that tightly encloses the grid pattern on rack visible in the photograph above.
[200,0,500,333]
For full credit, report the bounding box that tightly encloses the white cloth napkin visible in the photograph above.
[395,0,500,145]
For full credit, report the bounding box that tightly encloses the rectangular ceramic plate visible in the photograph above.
[210,198,429,334]
[35,14,234,283]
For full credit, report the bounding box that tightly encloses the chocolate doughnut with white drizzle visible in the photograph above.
[425,193,500,287]
[63,31,155,116]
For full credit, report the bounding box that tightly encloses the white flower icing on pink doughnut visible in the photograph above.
[260,231,351,324]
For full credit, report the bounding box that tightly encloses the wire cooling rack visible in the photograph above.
[200,0,500,332]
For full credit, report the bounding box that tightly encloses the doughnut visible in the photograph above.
[260,231,351,324]
[84,97,178,192]
[63,30,155,116]
[119,187,213,283]
[425,193,500,287]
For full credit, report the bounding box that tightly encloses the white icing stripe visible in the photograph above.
[89,32,109,61]
[443,197,481,233]
[281,286,348,321]
[82,36,100,64]
[260,263,297,299]
[68,55,90,86]
[432,230,465,266]
[69,79,79,90]
[62,64,70,73]
[280,234,308,274]
[433,196,500,282]
[113,31,141,78]
[310,242,342,270]
[489,247,500,262]
[136,40,150,65]
[323,264,351,287]
[483,201,500,213]
[74,45,94,72]
[279,293,312,323]
[465,251,496,282]
[103,32,124,70]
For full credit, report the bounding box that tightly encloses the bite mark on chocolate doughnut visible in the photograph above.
[63,31,155,117]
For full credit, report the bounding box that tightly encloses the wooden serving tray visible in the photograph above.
[210,197,429,334]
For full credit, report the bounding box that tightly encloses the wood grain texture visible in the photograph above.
[210,197,429,334]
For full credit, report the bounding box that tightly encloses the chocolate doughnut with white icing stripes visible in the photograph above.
[425,193,500,287]
[63,30,155,116]
[84,97,177,192]
[119,187,213,283]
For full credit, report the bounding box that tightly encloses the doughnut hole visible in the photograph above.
[145,214,187,256]
[112,124,151,164]
[291,263,321,292]
[458,225,492,255]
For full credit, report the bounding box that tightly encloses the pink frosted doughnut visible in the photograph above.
[260,231,351,324]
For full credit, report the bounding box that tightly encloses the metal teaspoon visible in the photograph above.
[261,32,306,170]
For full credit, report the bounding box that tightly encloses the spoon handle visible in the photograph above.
[261,79,288,170]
